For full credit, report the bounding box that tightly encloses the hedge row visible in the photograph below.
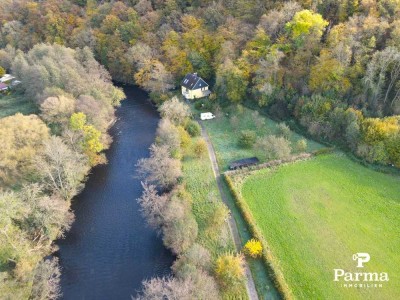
[224,174,294,300]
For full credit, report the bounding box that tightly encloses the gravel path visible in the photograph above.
[200,122,259,300]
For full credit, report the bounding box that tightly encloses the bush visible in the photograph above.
[276,122,292,139]
[193,139,208,158]
[172,243,212,278]
[254,135,292,160]
[238,130,257,148]
[296,139,307,152]
[243,239,263,258]
[185,120,201,137]
[215,252,246,291]
[178,126,191,149]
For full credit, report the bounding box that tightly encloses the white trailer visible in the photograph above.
[200,112,215,120]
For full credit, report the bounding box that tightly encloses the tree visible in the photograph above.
[136,144,182,189]
[296,139,308,152]
[36,136,89,200]
[286,10,329,41]
[158,97,191,126]
[0,66,5,77]
[172,243,212,277]
[134,59,174,95]
[193,139,208,158]
[185,120,201,137]
[215,252,245,291]
[254,135,292,160]
[135,271,219,300]
[364,47,400,114]
[137,182,169,231]
[238,130,256,148]
[30,258,61,300]
[69,112,104,165]
[156,118,181,154]
[215,59,249,103]
[276,123,292,139]
[0,114,49,186]
[40,95,76,125]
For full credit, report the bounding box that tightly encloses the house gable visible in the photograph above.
[181,73,209,90]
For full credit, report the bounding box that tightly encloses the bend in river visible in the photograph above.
[57,85,173,300]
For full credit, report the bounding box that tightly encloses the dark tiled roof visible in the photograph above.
[181,73,209,90]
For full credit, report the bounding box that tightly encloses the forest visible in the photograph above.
[2,0,400,167]
[1,0,400,298]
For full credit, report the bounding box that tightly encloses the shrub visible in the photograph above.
[296,139,307,152]
[254,135,292,160]
[193,139,208,158]
[178,126,191,149]
[215,252,245,291]
[185,120,201,137]
[0,66,5,77]
[238,130,257,148]
[243,239,263,258]
[276,122,292,139]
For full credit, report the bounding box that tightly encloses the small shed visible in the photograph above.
[181,73,211,100]
[229,157,260,170]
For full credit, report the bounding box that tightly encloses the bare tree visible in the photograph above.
[30,257,61,300]
[36,136,89,200]
[158,97,191,126]
[137,182,169,231]
[136,144,182,189]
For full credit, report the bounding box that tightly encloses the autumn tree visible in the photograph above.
[158,97,191,126]
[0,114,49,186]
[136,144,182,189]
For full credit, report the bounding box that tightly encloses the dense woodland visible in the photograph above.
[2,0,399,167]
[1,0,400,298]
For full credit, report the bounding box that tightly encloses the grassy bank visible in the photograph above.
[181,137,248,299]
[229,153,400,299]
[200,106,324,170]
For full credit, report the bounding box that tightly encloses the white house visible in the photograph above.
[181,73,211,100]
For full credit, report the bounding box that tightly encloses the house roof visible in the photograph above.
[0,74,15,83]
[181,73,209,90]
[0,83,8,90]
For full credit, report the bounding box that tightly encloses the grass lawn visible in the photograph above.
[231,153,400,299]
[201,106,324,170]
[0,92,37,118]
[181,137,248,299]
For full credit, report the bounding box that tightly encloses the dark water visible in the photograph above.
[57,86,174,300]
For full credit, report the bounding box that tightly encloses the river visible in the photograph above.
[57,86,174,299]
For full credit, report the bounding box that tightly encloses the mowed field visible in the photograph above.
[234,153,400,299]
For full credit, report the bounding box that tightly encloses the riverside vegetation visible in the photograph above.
[0,44,124,299]
[2,0,400,298]
[135,97,247,299]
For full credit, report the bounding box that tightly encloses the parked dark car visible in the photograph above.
[229,157,260,170]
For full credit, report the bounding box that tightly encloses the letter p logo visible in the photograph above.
[352,253,370,268]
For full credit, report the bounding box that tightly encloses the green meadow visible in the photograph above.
[233,153,400,299]
[0,92,37,119]
[201,107,324,170]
